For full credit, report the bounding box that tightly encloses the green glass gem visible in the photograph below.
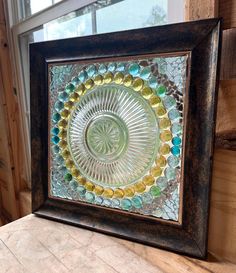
[64,173,72,182]
[65,83,75,93]
[121,198,132,210]
[85,192,95,202]
[131,196,143,209]
[52,113,61,123]
[156,85,166,97]
[150,185,161,197]
[54,101,64,112]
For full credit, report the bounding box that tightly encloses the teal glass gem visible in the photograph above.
[156,85,166,97]
[69,180,78,190]
[54,101,64,112]
[65,83,75,93]
[98,64,107,74]
[150,185,161,197]
[131,196,143,209]
[51,127,59,135]
[108,63,116,72]
[59,166,67,174]
[56,155,64,164]
[165,167,176,181]
[71,76,80,86]
[95,196,103,205]
[77,185,86,196]
[52,113,61,123]
[163,96,176,109]
[148,76,158,88]
[168,109,181,120]
[167,155,179,168]
[52,145,59,154]
[171,146,180,156]
[172,136,181,146]
[121,198,132,210]
[140,67,151,79]
[128,63,140,76]
[86,65,97,77]
[78,70,88,82]
[117,63,125,71]
[51,135,60,144]
[58,91,69,102]
[142,192,153,204]
[171,123,182,134]
[85,192,95,202]
[64,173,72,182]
[156,177,168,190]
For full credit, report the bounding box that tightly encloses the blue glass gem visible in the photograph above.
[164,167,176,180]
[171,123,182,134]
[51,135,60,145]
[142,192,153,204]
[69,180,78,190]
[85,192,95,202]
[172,136,181,146]
[52,145,59,154]
[168,109,181,120]
[95,196,103,205]
[140,67,151,80]
[52,113,61,123]
[131,196,143,209]
[171,146,180,156]
[54,101,64,112]
[78,70,88,82]
[148,76,158,88]
[163,96,176,109]
[71,76,80,86]
[51,127,59,135]
[86,65,96,77]
[167,155,179,168]
[121,198,132,210]
[58,92,69,102]
[65,83,75,93]
[112,199,120,207]
[98,64,107,74]
[77,185,86,196]
[108,63,116,72]
[117,63,125,71]
[56,155,64,164]
[156,177,168,190]
[128,63,140,76]
[103,199,112,207]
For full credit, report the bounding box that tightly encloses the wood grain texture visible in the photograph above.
[0,214,235,273]
[208,149,236,263]
[219,0,236,29]
[19,190,31,217]
[185,0,218,20]
[220,29,236,80]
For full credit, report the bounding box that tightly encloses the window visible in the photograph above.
[5,0,184,185]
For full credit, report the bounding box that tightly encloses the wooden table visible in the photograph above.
[0,214,235,273]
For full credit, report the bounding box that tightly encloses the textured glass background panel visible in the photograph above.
[49,54,188,221]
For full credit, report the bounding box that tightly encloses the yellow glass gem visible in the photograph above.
[104,72,113,83]
[71,168,80,177]
[58,139,67,149]
[85,181,95,191]
[58,119,67,129]
[159,143,170,155]
[60,109,70,119]
[61,149,70,158]
[134,182,146,193]
[114,72,124,84]
[103,188,114,198]
[143,175,155,186]
[156,106,167,116]
[159,118,171,129]
[94,74,103,85]
[76,84,85,95]
[113,188,124,198]
[94,185,104,195]
[160,130,172,142]
[64,101,74,110]
[132,78,144,91]
[150,166,162,177]
[77,176,86,185]
[149,95,161,107]
[84,79,94,89]
[124,186,135,197]
[58,129,67,139]
[65,159,74,169]
[69,92,79,102]
[156,155,167,167]
[123,74,133,87]
[141,86,153,98]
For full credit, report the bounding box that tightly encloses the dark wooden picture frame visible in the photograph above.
[31,18,221,259]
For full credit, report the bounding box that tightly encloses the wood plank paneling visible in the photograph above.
[219,0,236,29]
[185,0,218,20]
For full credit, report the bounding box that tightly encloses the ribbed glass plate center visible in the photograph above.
[68,84,159,187]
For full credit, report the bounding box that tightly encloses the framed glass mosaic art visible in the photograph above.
[31,18,221,258]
